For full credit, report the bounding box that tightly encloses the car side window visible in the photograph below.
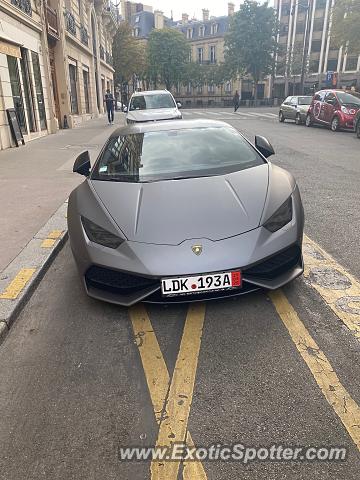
[325,93,336,104]
[290,97,297,106]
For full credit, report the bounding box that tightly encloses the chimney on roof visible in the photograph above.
[154,10,164,29]
[202,8,209,22]
[228,2,235,16]
[182,13,189,24]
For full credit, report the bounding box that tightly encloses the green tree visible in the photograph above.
[112,22,146,86]
[147,28,190,90]
[331,0,360,53]
[224,0,277,99]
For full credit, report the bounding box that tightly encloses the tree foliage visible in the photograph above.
[146,28,190,90]
[224,0,277,98]
[112,22,146,86]
[331,0,360,53]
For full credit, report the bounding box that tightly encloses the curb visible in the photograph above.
[0,201,68,344]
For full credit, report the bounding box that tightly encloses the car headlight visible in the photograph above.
[341,106,349,114]
[263,196,293,233]
[81,217,124,249]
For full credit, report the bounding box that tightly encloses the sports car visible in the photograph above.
[68,119,304,306]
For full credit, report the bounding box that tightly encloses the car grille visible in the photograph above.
[243,245,301,280]
[85,266,159,295]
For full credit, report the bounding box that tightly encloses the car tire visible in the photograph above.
[305,115,312,127]
[295,113,302,125]
[356,122,360,139]
[279,111,285,123]
[331,116,340,132]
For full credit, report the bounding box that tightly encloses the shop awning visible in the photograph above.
[0,33,22,58]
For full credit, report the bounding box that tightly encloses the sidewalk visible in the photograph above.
[0,113,125,273]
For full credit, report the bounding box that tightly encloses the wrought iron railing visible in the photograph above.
[106,51,113,65]
[11,0,32,16]
[46,5,59,39]
[80,24,89,46]
[64,9,76,36]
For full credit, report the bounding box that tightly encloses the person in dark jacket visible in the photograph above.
[104,89,115,124]
[233,90,240,112]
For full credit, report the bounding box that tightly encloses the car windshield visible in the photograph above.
[337,92,360,107]
[298,96,312,105]
[91,127,265,183]
[129,94,175,111]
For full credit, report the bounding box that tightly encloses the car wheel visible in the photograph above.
[305,115,312,127]
[356,122,360,139]
[331,116,340,132]
[295,113,302,125]
[279,111,285,123]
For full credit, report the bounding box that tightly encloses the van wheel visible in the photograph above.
[305,115,312,127]
[331,116,339,132]
[279,111,285,123]
[356,122,360,139]
[295,113,302,125]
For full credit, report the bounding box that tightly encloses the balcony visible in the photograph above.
[64,9,76,36]
[80,24,89,46]
[45,5,59,41]
[106,51,113,66]
[11,0,32,16]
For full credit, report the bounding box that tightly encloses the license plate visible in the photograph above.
[161,271,242,296]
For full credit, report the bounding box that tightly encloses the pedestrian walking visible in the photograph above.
[104,89,115,124]
[233,90,240,112]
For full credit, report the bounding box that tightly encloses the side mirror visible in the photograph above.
[255,135,275,158]
[73,151,91,176]
[177,102,182,109]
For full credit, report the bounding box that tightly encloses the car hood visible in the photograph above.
[91,164,269,245]
[127,108,180,122]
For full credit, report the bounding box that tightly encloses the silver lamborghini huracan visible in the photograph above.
[68,119,304,306]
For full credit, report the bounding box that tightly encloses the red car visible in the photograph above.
[305,89,360,132]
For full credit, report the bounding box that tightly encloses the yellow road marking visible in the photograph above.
[270,289,360,451]
[41,239,56,248]
[0,268,36,300]
[303,234,360,340]
[48,230,63,239]
[129,303,207,480]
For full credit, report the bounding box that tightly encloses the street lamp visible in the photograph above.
[291,0,312,95]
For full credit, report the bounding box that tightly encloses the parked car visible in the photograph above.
[279,96,313,125]
[126,90,182,124]
[68,119,304,306]
[305,90,360,131]
[354,109,360,138]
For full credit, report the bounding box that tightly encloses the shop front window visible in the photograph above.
[7,55,27,134]
[69,63,78,114]
[20,48,36,132]
[83,69,90,113]
[31,51,47,130]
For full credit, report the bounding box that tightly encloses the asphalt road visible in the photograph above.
[0,108,359,480]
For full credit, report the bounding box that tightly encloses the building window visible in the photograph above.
[296,22,305,33]
[345,56,358,71]
[83,69,90,113]
[199,25,205,37]
[187,28,193,39]
[210,46,216,63]
[313,18,324,31]
[135,15,140,23]
[133,27,140,37]
[197,48,203,63]
[225,81,232,94]
[197,84,203,94]
[7,55,27,134]
[327,58,338,71]
[31,52,47,130]
[281,4,290,15]
[69,63,78,114]
[186,83,192,94]
[211,23,218,35]
[309,60,319,73]
[20,48,36,132]
[208,84,215,93]
[188,50,192,62]
[311,40,321,52]
[316,0,327,9]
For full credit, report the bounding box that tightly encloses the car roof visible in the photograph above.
[131,90,171,97]
[110,119,232,137]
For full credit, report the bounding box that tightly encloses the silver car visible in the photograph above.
[126,89,182,124]
[68,120,304,306]
[279,96,313,125]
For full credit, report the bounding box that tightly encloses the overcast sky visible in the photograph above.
[150,1,237,21]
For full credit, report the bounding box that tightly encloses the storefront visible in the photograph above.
[0,5,51,150]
